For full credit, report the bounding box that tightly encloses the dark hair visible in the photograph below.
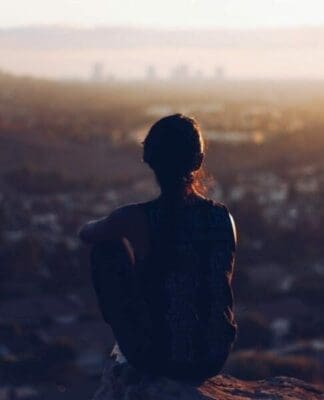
[142,114,208,196]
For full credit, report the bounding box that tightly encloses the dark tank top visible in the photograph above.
[136,195,237,368]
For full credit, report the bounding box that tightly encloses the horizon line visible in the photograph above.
[1,22,324,32]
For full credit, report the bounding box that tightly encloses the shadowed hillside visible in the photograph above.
[1,72,324,399]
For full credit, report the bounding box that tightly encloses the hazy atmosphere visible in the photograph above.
[1,1,324,399]
[1,0,324,79]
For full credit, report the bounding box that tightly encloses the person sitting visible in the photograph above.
[79,114,238,382]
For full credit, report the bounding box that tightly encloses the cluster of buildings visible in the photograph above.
[90,62,226,82]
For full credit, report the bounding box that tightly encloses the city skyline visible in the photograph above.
[1,25,324,80]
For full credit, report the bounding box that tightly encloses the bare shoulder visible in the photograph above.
[203,198,238,248]
[110,202,144,222]
[79,202,144,243]
[108,203,148,235]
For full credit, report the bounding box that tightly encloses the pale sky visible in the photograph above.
[2,0,324,29]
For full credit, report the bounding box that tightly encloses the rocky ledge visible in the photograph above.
[92,361,324,400]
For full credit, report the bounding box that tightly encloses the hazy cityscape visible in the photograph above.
[88,60,226,84]
[1,1,324,398]
[2,25,324,80]
[0,70,324,398]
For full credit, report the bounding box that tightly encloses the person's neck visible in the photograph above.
[159,187,202,203]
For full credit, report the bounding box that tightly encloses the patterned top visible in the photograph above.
[136,195,237,367]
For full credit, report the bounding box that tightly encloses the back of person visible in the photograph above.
[80,114,238,382]
[136,195,237,379]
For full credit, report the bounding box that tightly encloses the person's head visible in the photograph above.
[142,114,206,196]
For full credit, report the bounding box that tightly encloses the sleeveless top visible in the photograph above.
[135,195,237,368]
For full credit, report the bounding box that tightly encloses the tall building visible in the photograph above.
[146,65,157,80]
[170,64,189,80]
[91,62,105,82]
[194,69,204,80]
[215,66,225,80]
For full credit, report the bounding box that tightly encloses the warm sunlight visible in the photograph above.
[1,0,324,80]
[1,1,324,398]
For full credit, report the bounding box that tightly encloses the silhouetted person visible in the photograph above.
[79,114,237,381]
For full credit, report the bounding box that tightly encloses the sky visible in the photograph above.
[1,0,324,80]
[2,0,324,29]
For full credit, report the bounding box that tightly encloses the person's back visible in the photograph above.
[79,114,238,381]
[136,194,237,379]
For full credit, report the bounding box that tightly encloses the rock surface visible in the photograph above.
[92,361,324,400]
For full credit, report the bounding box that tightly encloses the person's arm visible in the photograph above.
[78,206,128,244]
[229,212,238,250]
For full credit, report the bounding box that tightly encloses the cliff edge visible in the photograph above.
[92,361,324,400]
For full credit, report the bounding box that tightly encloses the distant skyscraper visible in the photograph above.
[146,65,157,80]
[194,69,204,80]
[170,64,189,80]
[91,62,104,82]
[215,66,225,80]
